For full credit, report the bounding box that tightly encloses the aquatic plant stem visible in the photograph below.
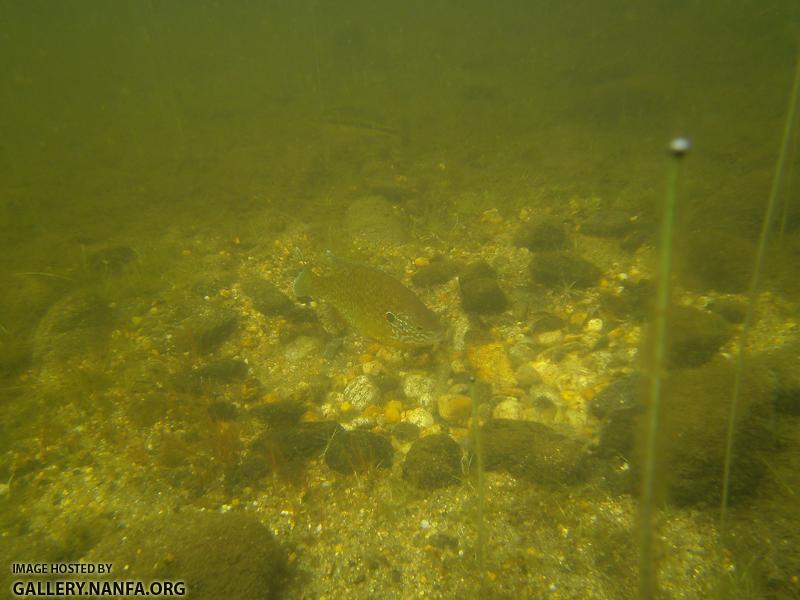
[470,378,488,593]
[638,138,687,600]
[720,47,800,537]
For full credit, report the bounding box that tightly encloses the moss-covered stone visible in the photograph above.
[325,429,393,474]
[634,357,774,507]
[459,276,508,314]
[403,434,462,489]
[680,231,754,293]
[197,311,238,354]
[457,260,508,314]
[411,257,458,287]
[761,342,800,416]
[709,297,748,324]
[243,278,293,316]
[664,305,733,369]
[589,374,644,459]
[580,208,636,238]
[513,219,566,250]
[87,511,288,600]
[530,253,602,289]
[85,245,137,276]
[480,419,587,485]
[235,421,342,485]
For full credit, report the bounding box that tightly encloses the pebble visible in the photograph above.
[403,373,437,409]
[536,330,563,346]
[284,336,321,362]
[586,318,603,332]
[404,407,435,429]
[514,362,542,387]
[437,393,472,422]
[493,397,522,420]
[466,342,517,387]
[343,375,381,411]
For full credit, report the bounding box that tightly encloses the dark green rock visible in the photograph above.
[243,278,293,316]
[530,313,565,334]
[87,511,287,600]
[236,421,343,485]
[680,231,753,293]
[762,342,800,415]
[85,245,136,276]
[391,422,420,442]
[411,258,458,287]
[514,219,566,250]
[709,297,747,324]
[580,208,635,238]
[598,279,653,322]
[664,306,733,369]
[480,419,587,485]
[633,357,774,506]
[197,358,249,382]
[208,401,238,421]
[530,252,602,289]
[403,434,462,489]
[344,196,410,247]
[32,290,114,364]
[459,276,508,314]
[250,400,308,426]
[325,429,393,474]
[589,374,642,419]
[197,311,238,355]
[589,374,644,459]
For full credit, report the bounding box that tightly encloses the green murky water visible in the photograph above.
[2,2,799,598]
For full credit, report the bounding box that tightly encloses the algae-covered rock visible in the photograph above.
[325,429,393,474]
[664,305,732,369]
[580,208,636,238]
[233,420,341,485]
[85,245,136,277]
[761,342,800,416]
[513,219,566,251]
[242,278,293,316]
[86,511,288,600]
[589,374,643,459]
[634,356,774,506]
[32,289,114,365]
[680,231,753,293]
[411,257,458,287]
[458,260,508,314]
[344,195,409,247]
[403,434,462,489]
[480,419,587,485]
[530,252,602,289]
[459,276,508,314]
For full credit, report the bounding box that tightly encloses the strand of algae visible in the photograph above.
[638,137,689,599]
[720,47,800,537]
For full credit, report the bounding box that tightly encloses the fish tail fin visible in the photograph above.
[293,269,315,299]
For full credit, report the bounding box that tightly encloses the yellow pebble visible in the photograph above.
[414,257,430,267]
[384,400,403,424]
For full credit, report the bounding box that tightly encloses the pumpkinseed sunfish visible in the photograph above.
[293,256,443,347]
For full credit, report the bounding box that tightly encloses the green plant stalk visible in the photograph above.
[720,49,800,536]
[639,148,683,600]
[470,379,487,592]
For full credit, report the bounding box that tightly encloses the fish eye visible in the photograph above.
[385,312,396,323]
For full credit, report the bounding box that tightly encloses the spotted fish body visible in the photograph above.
[294,256,442,347]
